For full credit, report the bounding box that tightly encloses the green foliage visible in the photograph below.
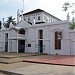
[62,2,75,29]
[4,16,16,28]
[69,22,75,30]
[62,2,72,12]
[62,2,75,14]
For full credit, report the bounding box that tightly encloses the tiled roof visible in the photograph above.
[23,9,43,15]
[23,9,61,21]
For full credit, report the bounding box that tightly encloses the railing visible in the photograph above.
[12,34,26,37]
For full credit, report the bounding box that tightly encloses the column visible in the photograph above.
[8,40,9,52]
[17,39,18,53]
[73,40,75,55]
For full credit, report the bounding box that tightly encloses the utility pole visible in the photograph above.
[21,0,24,21]
[23,0,24,10]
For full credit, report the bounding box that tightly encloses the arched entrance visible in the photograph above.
[18,29,25,53]
[38,30,43,53]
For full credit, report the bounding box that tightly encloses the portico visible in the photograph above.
[8,27,26,53]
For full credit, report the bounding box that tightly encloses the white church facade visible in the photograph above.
[0,9,75,55]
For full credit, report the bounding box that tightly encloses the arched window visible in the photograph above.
[19,29,25,35]
[28,18,30,22]
[55,31,62,50]
[38,30,43,39]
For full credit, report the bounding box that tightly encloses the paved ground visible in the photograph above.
[0,53,74,75]
[0,62,75,75]
[23,55,75,66]
[10,63,75,75]
[0,52,37,58]
[0,62,35,75]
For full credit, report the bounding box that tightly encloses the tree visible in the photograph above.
[62,2,72,12]
[69,22,75,29]
[62,2,75,30]
[62,2,75,12]
[4,16,16,28]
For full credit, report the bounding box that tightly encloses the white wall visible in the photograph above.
[48,22,70,55]
[26,21,72,55]
[9,29,17,52]
[0,31,4,52]
[0,20,75,55]
[43,12,61,23]
[25,28,36,53]
[69,31,75,55]
[24,12,43,24]
[23,12,61,24]
[0,30,9,52]
[12,40,17,52]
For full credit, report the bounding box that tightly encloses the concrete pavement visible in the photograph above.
[0,53,74,75]
[23,55,75,66]
[9,63,75,75]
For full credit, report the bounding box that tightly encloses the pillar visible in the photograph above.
[17,39,18,53]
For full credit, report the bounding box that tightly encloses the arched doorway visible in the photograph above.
[5,33,8,52]
[18,29,25,53]
[38,30,43,53]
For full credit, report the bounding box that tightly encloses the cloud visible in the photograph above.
[0,0,75,21]
[0,0,66,21]
[0,12,9,21]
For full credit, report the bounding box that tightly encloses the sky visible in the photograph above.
[0,0,75,22]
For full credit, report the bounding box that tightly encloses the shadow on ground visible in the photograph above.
[0,70,22,75]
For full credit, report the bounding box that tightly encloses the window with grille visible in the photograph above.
[28,44,31,47]
[55,31,62,50]
[38,30,43,39]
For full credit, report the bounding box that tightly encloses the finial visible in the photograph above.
[23,0,24,10]
[17,9,20,23]
[1,18,5,29]
[21,9,24,21]
[67,12,70,21]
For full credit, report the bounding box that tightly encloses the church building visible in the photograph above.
[0,9,75,55]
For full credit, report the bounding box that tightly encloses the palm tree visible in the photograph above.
[4,16,16,28]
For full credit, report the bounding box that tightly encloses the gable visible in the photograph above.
[15,20,30,28]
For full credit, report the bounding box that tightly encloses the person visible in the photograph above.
[38,45,40,54]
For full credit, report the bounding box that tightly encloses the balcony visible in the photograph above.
[8,34,26,40]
